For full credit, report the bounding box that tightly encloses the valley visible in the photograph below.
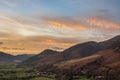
[0,64,55,80]
[0,35,120,80]
[0,64,90,80]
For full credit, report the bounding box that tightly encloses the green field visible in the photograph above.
[0,64,55,80]
[0,64,90,80]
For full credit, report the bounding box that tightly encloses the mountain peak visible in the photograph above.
[81,41,98,45]
[43,49,56,52]
[22,49,60,65]
[39,49,58,55]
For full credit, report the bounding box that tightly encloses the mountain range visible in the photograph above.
[23,35,120,67]
[0,35,120,79]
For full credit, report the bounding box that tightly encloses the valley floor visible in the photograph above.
[0,64,91,80]
[0,64,55,80]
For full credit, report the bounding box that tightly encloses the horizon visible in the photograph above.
[1,35,120,55]
[0,0,120,55]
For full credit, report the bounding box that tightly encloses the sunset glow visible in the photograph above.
[0,0,120,55]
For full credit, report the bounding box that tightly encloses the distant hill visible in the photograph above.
[0,52,14,62]
[14,54,35,62]
[0,52,34,63]
[22,49,61,65]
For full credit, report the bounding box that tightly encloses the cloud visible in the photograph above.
[86,18,120,29]
[0,0,120,54]
[0,13,119,55]
[28,35,81,44]
[0,14,87,54]
[0,15,42,36]
[2,47,25,50]
[52,46,65,51]
[0,33,78,54]
[1,0,17,7]
[42,17,88,31]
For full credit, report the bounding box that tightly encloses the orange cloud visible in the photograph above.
[0,15,42,36]
[0,15,86,54]
[47,21,88,30]
[0,34,77,55]
[42,17,88,31]
[86,18,120,29]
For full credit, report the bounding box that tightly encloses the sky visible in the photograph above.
[0,0,120,55]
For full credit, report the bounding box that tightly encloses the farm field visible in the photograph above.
[0,64,55,80]
[0,64,90,80]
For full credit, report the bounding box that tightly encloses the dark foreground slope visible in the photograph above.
[53,36,120,80]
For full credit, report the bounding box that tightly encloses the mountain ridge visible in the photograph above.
[23,35,120,67]
[22,49,60,65]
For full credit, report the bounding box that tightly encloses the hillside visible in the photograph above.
[0,52,14,62]
[0,52,34,63]
[22,49,61,65]
[23,35,120,67]
[62,41,102,60]
[53,36,120,80]
[14,54,35,62]
[62,35,120,60]
[55,49,120,71]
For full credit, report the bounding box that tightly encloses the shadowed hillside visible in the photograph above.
[53,35,120,80]
[22,35,120,80]
[23,35,120,66]
[0,52,14,62]
[0,52,34,63]
[22,49,62,66]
